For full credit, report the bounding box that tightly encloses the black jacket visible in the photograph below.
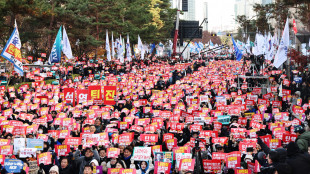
[59,164,74,174]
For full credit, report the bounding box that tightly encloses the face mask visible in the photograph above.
[38,130,43,134]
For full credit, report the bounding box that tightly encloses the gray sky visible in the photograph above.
[196,0,236,32]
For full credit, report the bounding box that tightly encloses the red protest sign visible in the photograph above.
[107,148,120,158]
[0,145,12,155]
[119,169,136,174]
[55,145,70,156]
[239,142,256,153]
[282,134,298,143]
[104,86,116,105]
[118,133,133,146]
[140,134,158,143]
[226,155,241,169]
[269,139,282,149]
[108,168,122,174]
[212,137,228,144]
[203,159,221,173]
[151,145,162,155]
[64,137,81,146]
[64,88,75,106]
[179,158,195,172]
[163,133,174,142]
[154,161,171,174]
[88,86,103,105]
[76,89,88,104]
[37,152,52,165]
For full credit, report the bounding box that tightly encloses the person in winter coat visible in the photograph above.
[136,159,154,174]
[120,146,133,169]
[74,146,100,174]
[58,157,73,174]
[101,157,118,173]
[294,125,310,153]
[286,142,310,174]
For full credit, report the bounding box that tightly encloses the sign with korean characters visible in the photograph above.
[132,147,151,161]
[88,86,103,105]
[104,86,116,105]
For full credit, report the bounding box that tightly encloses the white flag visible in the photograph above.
[273,18,289,68]
[111,32,115,59]
[138,35,143,52]
[246,37,251,53]
[126,34,132,62]
[62,27,73,59]
[106,30,111,61]
[118,35,124,63]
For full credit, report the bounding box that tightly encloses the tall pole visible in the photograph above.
[172,0,181,57]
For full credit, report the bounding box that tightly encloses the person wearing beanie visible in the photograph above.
[294,125,310,153]
[90,159,99,166]
[49,165,59,174]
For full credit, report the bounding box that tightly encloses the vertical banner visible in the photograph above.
[104,86,116,105]
[76,89,88,104]
[88,86,102,105]
[64,88,75,106]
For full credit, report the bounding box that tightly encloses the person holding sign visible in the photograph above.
[74,146,99,174]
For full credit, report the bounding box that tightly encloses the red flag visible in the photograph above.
[293,19,297,34]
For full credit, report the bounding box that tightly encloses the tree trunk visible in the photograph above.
[47,0,55,50]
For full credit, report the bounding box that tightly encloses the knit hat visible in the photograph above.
[90,159,99,166]
[49,165,59,174]
[294,125,304,133]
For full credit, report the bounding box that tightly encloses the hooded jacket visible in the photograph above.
[296,131,310,153]
[136,160,154,174]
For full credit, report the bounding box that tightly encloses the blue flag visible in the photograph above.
[150,43,156,54]
[232,36,243,61]
[49,26,62,64]
[1,22,24,76]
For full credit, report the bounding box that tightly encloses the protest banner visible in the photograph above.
[175,153,192,167]
[179,158,195,172]
[154,161,171,174]
[19,148,37,158]
[108,168,122,174]
[64,88,75,106]
[13,138,25,155]
[76,89,88,104]
[107,148,120,158]
[55,145,70,156]
[64,137,82,146]
[203,159,221,173]
[119,168,136,174]
[132,147,151,161]
[37,152,52,165]
[27,138,44,151]
[154,152,173,163]
[4,159,23,173]
[104,86,116,105]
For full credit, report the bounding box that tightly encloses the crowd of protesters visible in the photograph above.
[0,54,309,174]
